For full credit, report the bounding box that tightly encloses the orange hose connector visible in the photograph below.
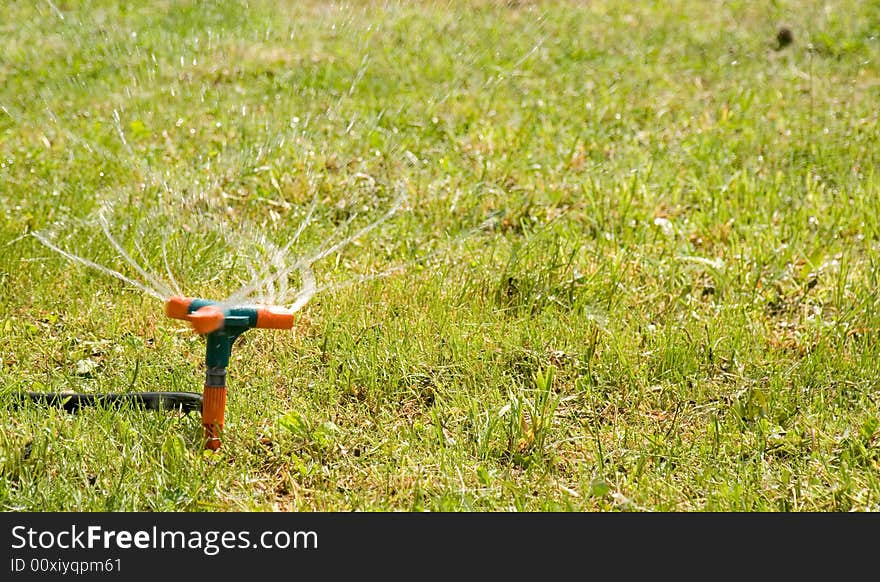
[202,385,227,451]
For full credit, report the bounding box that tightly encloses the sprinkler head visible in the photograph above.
[165,296,296,333]
[165,296,295,450]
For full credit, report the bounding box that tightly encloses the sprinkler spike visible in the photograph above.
[164,296,295,450]
[202,383,227,451]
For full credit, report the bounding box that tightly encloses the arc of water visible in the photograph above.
[287,264,316,314]
[221,199,392,310]
[33,232,167,301]
[287,215,498,309]
[222,192,323,307]
[97,204,175,299]
[161,233,183,297]
[287,192,405,272]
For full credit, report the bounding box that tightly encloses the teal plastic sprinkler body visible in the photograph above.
[165,296,295,450]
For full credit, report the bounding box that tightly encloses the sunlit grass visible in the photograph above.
[1,0,879,511]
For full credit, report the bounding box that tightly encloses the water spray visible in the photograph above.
[164,296,296,450]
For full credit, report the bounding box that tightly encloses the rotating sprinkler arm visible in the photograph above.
[165,296,295,450]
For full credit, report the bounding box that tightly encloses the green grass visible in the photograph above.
[1,0,879,511]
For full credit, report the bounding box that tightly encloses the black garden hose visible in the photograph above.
[15,391,203,413]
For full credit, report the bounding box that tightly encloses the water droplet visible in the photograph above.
[653,216,674,236]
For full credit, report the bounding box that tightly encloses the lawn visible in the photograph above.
[1,0,878,511]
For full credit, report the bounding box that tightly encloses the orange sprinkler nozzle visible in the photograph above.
[256,305,296,329]
[165,296,193,320]
[188,305,225,334]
